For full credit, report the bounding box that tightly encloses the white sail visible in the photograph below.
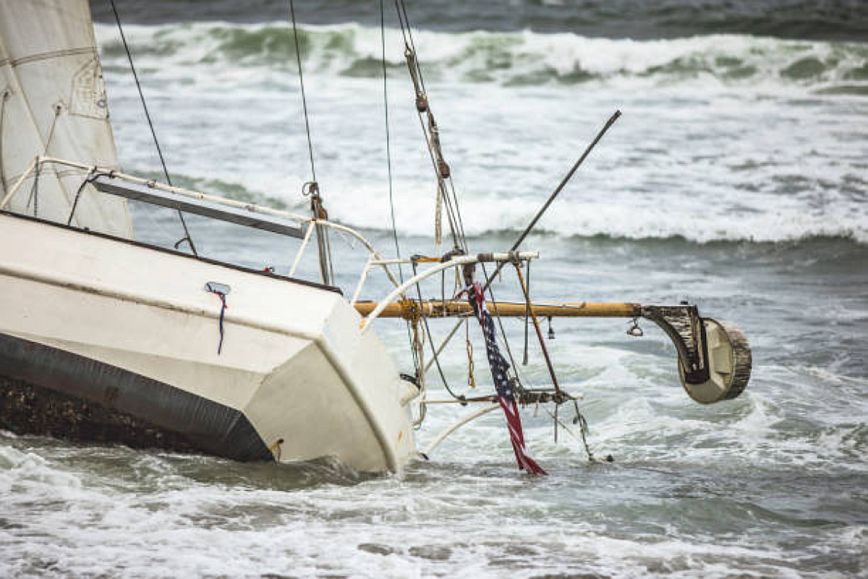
[0,0,132,238]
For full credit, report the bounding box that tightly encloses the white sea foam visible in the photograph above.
[95,22,868,92]
[95,22,868,245]
[1,13,865,579]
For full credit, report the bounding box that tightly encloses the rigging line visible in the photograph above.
[543,406,596,462]
[514,261,561,394]
[289,0,317,183]
[482,110,621,291]
[66,169,104,226]
[394,1,411,53]
[396,0,427,93]
[395,0,468,251]
[398,64,462,250]
[25,106,61,216]
[422,112,622,373]
[522,259,531,365]
[26,106,61,215]
[380,0,403,279]
[381,0,418,371]
[108,0,198,257]
[26,161,40,216]
[0,89,9,194]
[435,171,462,248]
[412,261,466,402]
[435,166,463,245]
[409,102,462,250]
[444,176,468,249]
[411,101,464,249]
[289,0,333,287]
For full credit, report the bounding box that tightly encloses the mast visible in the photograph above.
[0,0,133,238]
[288,0,333,286]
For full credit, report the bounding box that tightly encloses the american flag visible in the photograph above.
[470,282,546,475]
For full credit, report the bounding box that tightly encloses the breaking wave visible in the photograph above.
[96,22,868,247]
[96,22,868,92]
[164,173,868,245]
[89,0,868,43]
[329,190,868,245]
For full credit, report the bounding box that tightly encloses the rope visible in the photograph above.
[0,89,10,195]
[289,2,335,287]
[289,0,317,183]
[380,0,401,275]
[66,168,105,225]
[26,162,39,217]
[396,0,469,247]
[108,0,197,256]
[514,262,562,395]
[465,319,476,389]
[44,105,61,154]
[545,407,591,461]
[434,181,443,249]
[25,106,61,216]
[480,111,621,291]
[380,0,419,373]
[522,259,531,365]
[411,260,466,404]
[394,0,468,253]
[409,316,427,426]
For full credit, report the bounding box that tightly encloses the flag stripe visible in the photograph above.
[470,282,546,476]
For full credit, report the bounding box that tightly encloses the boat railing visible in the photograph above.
[1,158,752,408]
[1,157,538,324]
[1,156,313,229]
[358,251,539,332]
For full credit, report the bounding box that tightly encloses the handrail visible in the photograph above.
[0,157,39,210]
[360,251,538,333]
[5,158,544,332]
[1,156,405,297]
[0,156,312,222]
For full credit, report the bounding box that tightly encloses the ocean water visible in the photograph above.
[2,1,867,576]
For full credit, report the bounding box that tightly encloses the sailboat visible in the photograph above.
[0,0,751,474]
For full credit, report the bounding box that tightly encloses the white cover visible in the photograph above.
[0,0,133,237]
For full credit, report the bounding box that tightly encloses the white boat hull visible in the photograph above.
[0,213,418,473]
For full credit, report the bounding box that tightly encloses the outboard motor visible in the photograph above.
[642,306,752,404]
[678,319,751,404]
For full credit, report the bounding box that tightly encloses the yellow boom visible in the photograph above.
[353,299,640,319]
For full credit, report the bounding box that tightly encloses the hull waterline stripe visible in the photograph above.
[0,332,272,461]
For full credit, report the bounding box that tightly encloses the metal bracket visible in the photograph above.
[641,305,710,384]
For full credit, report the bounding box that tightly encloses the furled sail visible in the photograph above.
[0,0,133,238]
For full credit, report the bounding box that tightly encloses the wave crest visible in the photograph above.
[96,22,868,91]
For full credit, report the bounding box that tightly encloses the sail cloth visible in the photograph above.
[0,0,133,238]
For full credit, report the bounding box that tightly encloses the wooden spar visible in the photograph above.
[353,300,640,319]
[513,263,561,393]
